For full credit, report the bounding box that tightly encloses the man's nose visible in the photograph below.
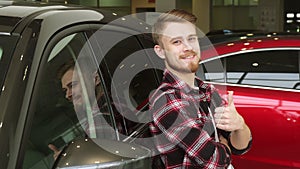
[183,40,193,51]
[66,88,72,101]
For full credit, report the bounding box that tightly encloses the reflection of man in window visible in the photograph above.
[49,59,139,159]
[58,60,102,114]
[56,59,116,139]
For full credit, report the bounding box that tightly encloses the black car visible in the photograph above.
[0,1,165,169]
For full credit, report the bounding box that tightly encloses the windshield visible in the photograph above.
[0,34,18,96]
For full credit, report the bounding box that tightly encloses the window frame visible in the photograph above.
[200,48,300,91]
[19,24,119,169]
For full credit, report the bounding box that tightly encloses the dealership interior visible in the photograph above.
[36,0,300,34]
[1,1,299,169]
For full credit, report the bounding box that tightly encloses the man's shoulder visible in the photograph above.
[148,81,178,105]
[151,81,176,97]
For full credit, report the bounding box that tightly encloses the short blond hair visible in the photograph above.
[152,9,197,45]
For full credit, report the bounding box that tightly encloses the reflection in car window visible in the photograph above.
[0,46,4,89]
[0,47,3,60]
[94,30,162,139]
[0,35,18,97]
[198,58,225,83]
[94,29,164,144]
[202,50,300,89]
[226,50,300,89]
[22,32,115,169]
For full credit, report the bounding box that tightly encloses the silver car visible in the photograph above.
[0,1,163,169]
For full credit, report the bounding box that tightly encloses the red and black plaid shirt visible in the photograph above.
[149,70,232,169]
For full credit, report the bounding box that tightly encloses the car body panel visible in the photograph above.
[202,34,300,60]
[0,2,155,169]
[201,33,300,169]
[0,7,107,169]
[212,83,300,168]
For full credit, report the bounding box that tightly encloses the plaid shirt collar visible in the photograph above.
[162,69,206,94]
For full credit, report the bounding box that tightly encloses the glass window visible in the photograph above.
[225,50,300,89]
[0,35,30,169]
[213,0,259,6]
[22,32,117,169]
[0,35,18,97]
[211,0,259,30]
[0,46,5,94]
[0,47,3,60]
[91,29,162,140]
[198,58,226,83]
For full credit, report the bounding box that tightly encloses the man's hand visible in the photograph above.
[214,91,245,131]
[214,91,252,150]
[219,135,231,153]
[48,144,62,160]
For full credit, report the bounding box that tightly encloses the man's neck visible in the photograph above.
[168,69,196,88]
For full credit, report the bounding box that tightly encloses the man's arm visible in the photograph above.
[152,92,232,167]
[214,91,252,153]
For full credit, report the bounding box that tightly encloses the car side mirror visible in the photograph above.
[52,138,151,169]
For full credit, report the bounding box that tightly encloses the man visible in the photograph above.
[49,59,137,159]
[48,59,114,159]
[149,9,252,168]
[57,59,116,138]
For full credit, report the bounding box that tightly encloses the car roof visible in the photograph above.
[0,1,119,34]
[202,32,300,60]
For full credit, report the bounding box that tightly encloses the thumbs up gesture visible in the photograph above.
[214,91,244,131]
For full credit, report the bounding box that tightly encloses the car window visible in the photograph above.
[0,35,18,97]
[90,29,163,140]
[226,50,300,89]
[201,50,300,90]
[22,32,116,169]
[199,58,225,83]
[0,46,5,91]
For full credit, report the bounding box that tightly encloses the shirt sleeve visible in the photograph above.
[152,91,232,168]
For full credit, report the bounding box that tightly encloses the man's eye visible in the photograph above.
[189,37,197,41]
[71,81,78,87]
[173,40,181,45]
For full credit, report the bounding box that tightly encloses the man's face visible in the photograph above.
[61,69,85,112]
[157,21,201,74]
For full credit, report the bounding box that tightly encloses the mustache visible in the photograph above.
[179,50,198,59]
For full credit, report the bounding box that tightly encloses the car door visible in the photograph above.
[18,20,164,169]
[0,6,112,169]
[199,49,300,169]
[88,25,164,144]
[19,23,122,168]
[0,34,22,169]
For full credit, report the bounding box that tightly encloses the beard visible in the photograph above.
[179,50,201,73]
[188,61,200,73]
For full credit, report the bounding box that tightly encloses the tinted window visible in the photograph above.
[0,35,18,96]
[91,29,163,139]
[22,32,117,169]
[198,58,225,83]
[200,50,300,89]
[226,50,300,89]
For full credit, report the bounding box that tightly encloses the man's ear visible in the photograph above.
[154,45,165,59]
[94,71,100,86]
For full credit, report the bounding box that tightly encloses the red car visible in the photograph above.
[200,33,300,169]
[1,1,299,168]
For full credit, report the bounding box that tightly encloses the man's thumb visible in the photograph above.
[227,91,234,105]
